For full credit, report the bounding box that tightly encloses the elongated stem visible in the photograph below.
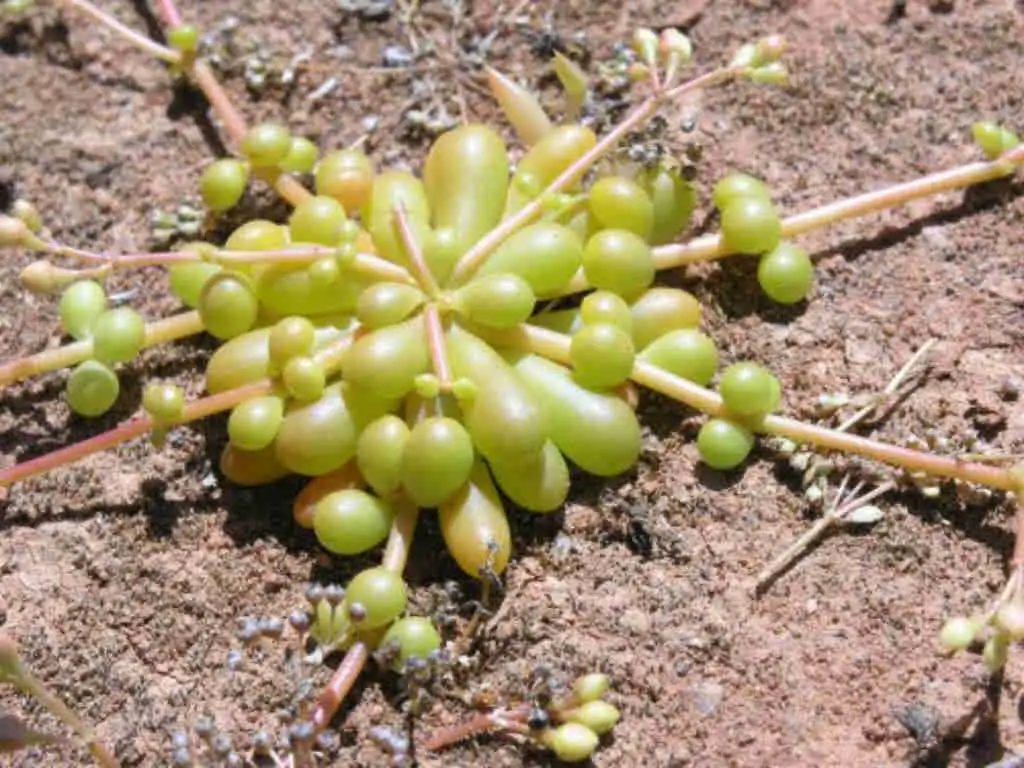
[447,95,655,285]
[0,332,356,487]
[153,0,181,28]
[36,236,416,285]
[0,311,204,388]
[553,155,1024,296]
[11,671,119,768]
[423,304,453,387]
[423,704,532,751]
[309,503,420,731]
[58,0,179,63]
[836,339,935,433]
[492,323,1022,493]
[754,480,896,592]
[450,65,742,288]
[0,380,272,487]
[188,61,312,207]
[393,204,440,297]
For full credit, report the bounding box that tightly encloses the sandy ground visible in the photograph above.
[1,0,1024,766]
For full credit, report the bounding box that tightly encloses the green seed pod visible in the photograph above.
[199,271,259,340]
[637,328,718,386]
[446,325,547,466]
[219,443,290,487]
[587,176,654,239]
[562,700,621,735]
[282,356,326,402]
[439,459,511,578]
[477,222,584,297]
[91,307,146,364]
[424,124,509,271]
[341,316,430,400]
[362,170,433,268]
[401,417,475,508]
[200,158,249,212]
[720,196,781,255]
[510,353,641,476]
[697,418,755,471]
[343,567,408,630]
[629,288,701,351]
[241,122,291,168]
[228,395,285,451]
[280,136,319,174]
[168,259,222,309]
[65,360,119,417]
[356,415,411,497]
[570,323,635,389]
[996,601,1024,641]
[316,149,375,211]
[256,259,369,317]
[313,489,394,555]
[572,673,610,703]
[640,166,697,245]
[274,382,398,476]
[506,124,597,215]
[224,219,289,254]
[205,328,273,394]
[356,282,425,329]
[582,229,655,300]
[488,439,570,513]
[142,382,184,424]
[288,195,348,245]
[543,722,599,764]
[453,273,536,329]
[580,291,632,332]
[59,280,108,341]
[379,617,442,672]
[268,316,316,369]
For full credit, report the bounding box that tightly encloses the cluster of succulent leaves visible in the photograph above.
[53,106,812,589]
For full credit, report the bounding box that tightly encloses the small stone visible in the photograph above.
[381,44,413,68]
[688,680,724,716]
[618,608,651,635]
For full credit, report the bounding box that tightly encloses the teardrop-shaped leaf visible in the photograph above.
[485,68,553,147]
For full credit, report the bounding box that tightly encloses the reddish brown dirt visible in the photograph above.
[2,1,1024,766]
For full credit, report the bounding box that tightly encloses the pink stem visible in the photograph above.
[154,0,182,28]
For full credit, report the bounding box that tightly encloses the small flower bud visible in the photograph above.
[996,600,1024,640]
[631,28,659,65]
[562,700,621,735]
[627,62,650,82]
[11,199,42,232]
[414,373,441,399]
[659,29,692,63]
[572,672,609,703]
[729,43,758,68]
[0,215,29,247]
[451,377,478,402]
[750,62,789,86]
[755,34,786,64]
[543,722,599,763]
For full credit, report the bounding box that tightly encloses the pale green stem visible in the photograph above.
[489,323,1022,493]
